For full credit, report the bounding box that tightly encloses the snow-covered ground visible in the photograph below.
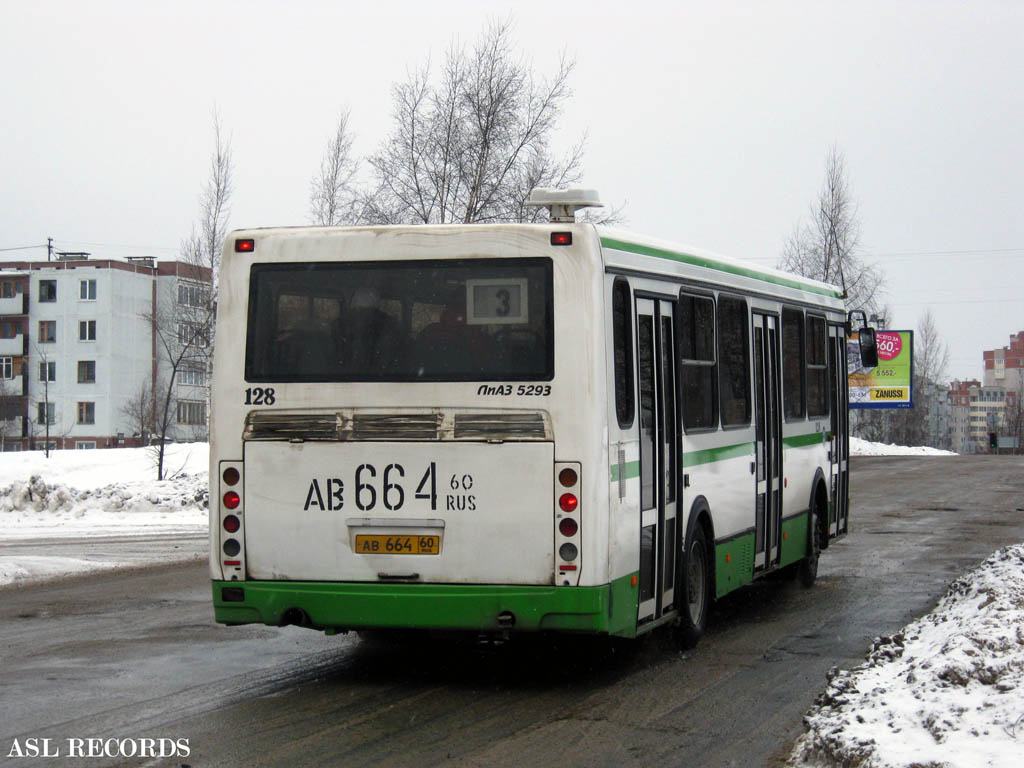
[851,437,958,457]
[0,443,209,586]
[790,544,1024,768]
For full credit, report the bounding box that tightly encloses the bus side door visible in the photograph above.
[752,312,783,570]
[635,297,678,623]
[828,324,850,536]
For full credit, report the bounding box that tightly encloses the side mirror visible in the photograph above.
[859,327,878,368]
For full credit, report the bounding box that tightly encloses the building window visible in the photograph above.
[0,321,18,338]
[75,441,97,449]
[178,366,206,387]
[79,279,97,300]
[77,360,96,383]
[39,361,56,382]
[77,401,95,424]
[178,282,207,308]
[79,320,96,341]
[177,322,209,348]
[0,357,12,379]
[37,402,55,425]
[38,280,57,302]
[39,320,56,343]
[176,400,206,425]
[1,280,16,298]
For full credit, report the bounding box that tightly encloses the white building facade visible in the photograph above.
[0,256,211,451]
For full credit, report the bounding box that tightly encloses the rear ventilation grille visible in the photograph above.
[350,414,441,441]
[454,413,547,440]
[244,411,550,442]
[244,412,339,440]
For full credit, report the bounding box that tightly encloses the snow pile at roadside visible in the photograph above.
[790,544,1024,768]
[851,437,957,457]
[0,443,209,539]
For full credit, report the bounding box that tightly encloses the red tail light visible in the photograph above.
[223,491,240,510]
[559,493,578,512]
[223,514,240,533]
[559,518,579,537]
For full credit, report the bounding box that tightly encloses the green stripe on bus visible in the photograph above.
[782,432,827,449]
[610,461,641,482]
[610,441,753,481]
[601,237,844,299]
[684,441,753,466]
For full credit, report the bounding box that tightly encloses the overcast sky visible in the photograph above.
[2,0,1022,381]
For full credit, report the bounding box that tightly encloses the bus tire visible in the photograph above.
[675,523,710,647]
[798,502,823,588]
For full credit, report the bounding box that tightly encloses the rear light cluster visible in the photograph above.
[554,462,582,586]
[219,461,245,580]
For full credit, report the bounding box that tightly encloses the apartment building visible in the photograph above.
[983,330,1024,393]
[947,378,1017,454]
[0,256,211,451]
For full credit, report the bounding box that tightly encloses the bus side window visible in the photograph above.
[679,292,718,430]
[806,315,829,417]
[717,295,751,427]
[612,279,635,428]
[781,307,805,420]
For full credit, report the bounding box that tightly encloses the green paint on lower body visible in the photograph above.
[779,512,810,568]
[714,533,755,598]
[213,573,641,638]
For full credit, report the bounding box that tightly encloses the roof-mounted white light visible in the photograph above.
[526,188,603,223]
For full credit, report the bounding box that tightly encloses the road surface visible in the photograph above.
[1,456,1022,767]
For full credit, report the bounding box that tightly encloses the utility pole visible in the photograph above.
[47,237,53,262]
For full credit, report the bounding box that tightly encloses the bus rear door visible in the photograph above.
[635,297,678,623]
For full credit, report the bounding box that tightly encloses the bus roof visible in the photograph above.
[224,222,846,306]
[596,225,846,303]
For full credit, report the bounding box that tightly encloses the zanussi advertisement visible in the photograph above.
[849,330,914,409]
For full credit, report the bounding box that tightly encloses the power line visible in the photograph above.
[54,239,177,252]
[889,298,1023,307]
[0,244,47,253]
[866,247,1024,258]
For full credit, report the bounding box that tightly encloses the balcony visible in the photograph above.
[0,295,24,315]
[0,334,24,356]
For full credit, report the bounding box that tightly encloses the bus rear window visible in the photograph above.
[244,258,553,382]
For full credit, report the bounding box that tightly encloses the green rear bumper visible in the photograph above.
[212,575,640,637]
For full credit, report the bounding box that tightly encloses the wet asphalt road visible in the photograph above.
[1,455,1022,767]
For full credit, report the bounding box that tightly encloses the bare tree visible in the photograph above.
[780,146,885,315]
[310,108,360,226]
[181,108,232,308]
[121,378,156,446]
[362,19,588,225]
[147,299,211,479]
[145,110,228,477]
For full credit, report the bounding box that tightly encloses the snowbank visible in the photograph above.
[0,444,209,586]
[790,544,1024,768]
[0,442,208,490]
[851,437,957,457]
[0,443,209,539]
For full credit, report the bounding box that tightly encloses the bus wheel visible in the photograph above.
[675,524,710,647]
[798,503,823,588]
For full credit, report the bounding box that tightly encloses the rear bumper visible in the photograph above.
[212,576,639,637]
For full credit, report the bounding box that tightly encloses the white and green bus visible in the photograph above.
[210,189,874,644]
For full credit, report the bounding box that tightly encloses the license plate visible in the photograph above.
[354,534,440,555]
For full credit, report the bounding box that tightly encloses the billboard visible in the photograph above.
[848,330,914,409]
